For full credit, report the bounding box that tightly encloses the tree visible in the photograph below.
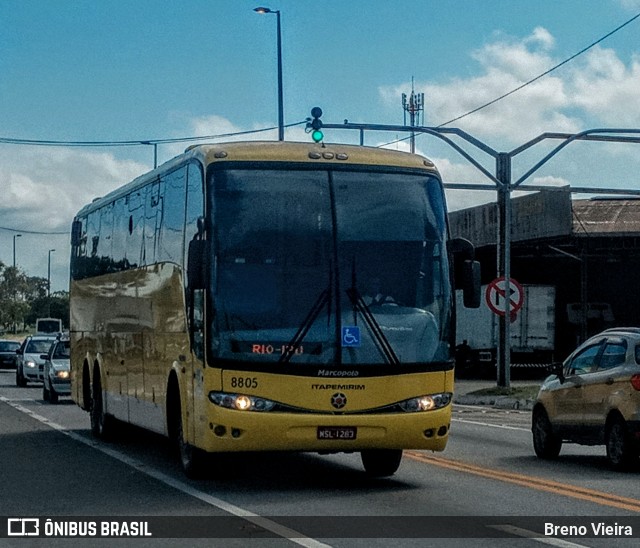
[0,261,68,332]
[25,291,70,328]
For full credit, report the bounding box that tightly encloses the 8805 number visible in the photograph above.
[230,376,258,389]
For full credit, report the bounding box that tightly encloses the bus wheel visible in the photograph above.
[90,373,113,439]
[173,400,207,479]
[361,449,403,477]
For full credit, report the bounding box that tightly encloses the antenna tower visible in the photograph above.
[401,78,424,153]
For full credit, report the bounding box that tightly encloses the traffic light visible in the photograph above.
[308,107,324,143]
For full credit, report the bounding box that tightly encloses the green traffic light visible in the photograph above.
[312,129,324,143]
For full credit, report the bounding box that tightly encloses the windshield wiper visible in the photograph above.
[279,287,330,363]
[346,273,399,366]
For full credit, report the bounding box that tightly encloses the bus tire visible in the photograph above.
[361,449,403,477]
[175,404,207,479]
[167,377,207,478]
[90,371,114,439]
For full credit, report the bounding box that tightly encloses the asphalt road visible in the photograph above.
[1,370,639,547]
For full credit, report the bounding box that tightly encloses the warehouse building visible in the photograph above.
[449,191,640,360]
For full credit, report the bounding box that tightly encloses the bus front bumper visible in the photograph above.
[196,405,452,454]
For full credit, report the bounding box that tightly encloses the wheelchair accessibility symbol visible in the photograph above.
[342,326,361,347]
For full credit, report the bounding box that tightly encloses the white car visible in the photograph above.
[42,338,71,404]
[15,335,57,387]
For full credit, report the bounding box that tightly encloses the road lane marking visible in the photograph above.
[488,525,589,547]
[406,451,640,513]
[452,417,530,431]
[0,396,331,548]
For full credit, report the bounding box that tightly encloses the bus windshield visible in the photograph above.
[210,167,452,370]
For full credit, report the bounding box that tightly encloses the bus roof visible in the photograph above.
[192,141,438,171]
[76,141,440,218]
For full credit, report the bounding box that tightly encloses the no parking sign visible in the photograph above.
[485,277,524,318]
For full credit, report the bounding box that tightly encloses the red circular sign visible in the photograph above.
[485,277,524,317]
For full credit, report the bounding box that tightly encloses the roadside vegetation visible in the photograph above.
[0,260,69,335]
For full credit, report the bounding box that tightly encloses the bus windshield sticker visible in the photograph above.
[341,326,361,348]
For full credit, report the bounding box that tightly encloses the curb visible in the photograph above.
[453,394,534,411]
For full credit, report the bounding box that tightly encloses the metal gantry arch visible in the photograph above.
[320,120,640,387]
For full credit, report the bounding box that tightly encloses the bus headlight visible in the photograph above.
[208,391,277,412]
[398,392,452,412]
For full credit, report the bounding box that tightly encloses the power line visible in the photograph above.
[0,122,310,238]
[0,226,69,235]
[0,120,307,147]
[377,10,640,149]
[437,11,640,127]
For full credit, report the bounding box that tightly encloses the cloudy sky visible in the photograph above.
[1,0,640,292]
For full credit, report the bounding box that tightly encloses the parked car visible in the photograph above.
[532,327,640,470]
[15,335,57,387]
[0,339,21,369]
[42,337,70,404]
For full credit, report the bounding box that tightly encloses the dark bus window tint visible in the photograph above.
[144,181,161,265]
[158,167,187,264]
[98,203,113,267]
[126,190,145,268]
[111,197,128,270]
[87,210,100,258]
[71,216,88,279]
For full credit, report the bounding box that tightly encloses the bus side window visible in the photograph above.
[158,168,187,264]
[112,197,128,270]
[98,203,114,270]
[126,191,144,268]
[144,181,161,265]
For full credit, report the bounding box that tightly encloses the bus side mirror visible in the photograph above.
[187,239,207,290]
[450,237,481,308]
[462,260,481,308]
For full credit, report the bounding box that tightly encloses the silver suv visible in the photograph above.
[532,327,640,470]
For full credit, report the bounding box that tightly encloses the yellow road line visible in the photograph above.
[406,451,640,513]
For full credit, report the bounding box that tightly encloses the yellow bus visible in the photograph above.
[70,141,479,478]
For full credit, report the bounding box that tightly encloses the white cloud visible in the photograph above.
[569,47,640,126]
[0,147,147,232]
[619,0,640,9]
[0,146,148,291]
[525,27,556,51]
[379,27,640,144]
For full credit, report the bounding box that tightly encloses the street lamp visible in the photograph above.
[48,249,56,297]
[13,233,22,268]
[254,6,284,141]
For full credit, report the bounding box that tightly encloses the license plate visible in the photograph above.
[317,426,357,440]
